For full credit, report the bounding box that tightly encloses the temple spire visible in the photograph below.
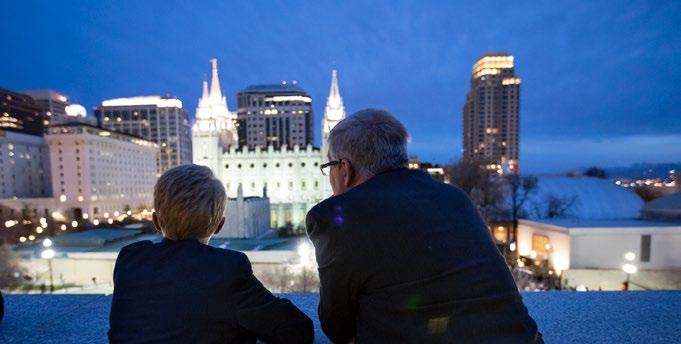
[201,80,209,99]
[209,58,222,99]
[327,69,342,109]
[324,69,346,122]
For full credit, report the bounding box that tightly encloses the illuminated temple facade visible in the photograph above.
[193,60,346,227]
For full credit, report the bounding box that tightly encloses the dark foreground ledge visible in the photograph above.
[1,292,680,343]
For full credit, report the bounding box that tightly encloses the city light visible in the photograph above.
[71,220,78,228]
[83,213,89,219]
[108,218,114,224]
[625,252,636,261]
[297,242,314,267]
[93,219,100,225]
[60,224,67,231]
[19,236,26,243]
[28,235,35,241]
[622,264,638,274]
[36,227,43,234]
[5,220,17,228]
[509,242,517,252]
[42,238,53,247]
[41,248,55,259]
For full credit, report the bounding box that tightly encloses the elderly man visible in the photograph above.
[307,109,541,343]
[109,164,313,344]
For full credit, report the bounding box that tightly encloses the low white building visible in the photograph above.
[515,176,681,290]
[44,123,158,221]
[218,184,271,238]
[518,218,681,290]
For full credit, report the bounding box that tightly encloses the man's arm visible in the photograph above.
[233,252,314,344]
[306,210,360,344]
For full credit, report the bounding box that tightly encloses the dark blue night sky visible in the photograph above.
[1,1,680,173]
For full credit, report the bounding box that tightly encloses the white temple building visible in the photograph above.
[193,59,346,227]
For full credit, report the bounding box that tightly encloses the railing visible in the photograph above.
[1,292,680,343]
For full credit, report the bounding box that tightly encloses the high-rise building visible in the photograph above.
[236,83,313,149]
[463,52,521,174]
[0,88,45,136]
[0,130,52,198]
[0,89,52,199]
[44,123,158,220]
[95,95,192,174]
[20,89,73,126]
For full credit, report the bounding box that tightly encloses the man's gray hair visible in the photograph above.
[153,164,226,240]
[328,108,409,176]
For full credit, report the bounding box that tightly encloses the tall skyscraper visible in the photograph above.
[0,88,45,135]
[236,83,313,149]
[20,89,74,126]
[463,52,521,174]
[94,95,192,174]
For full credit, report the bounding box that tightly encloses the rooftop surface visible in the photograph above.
[14,228,302,257]
[240,84,308,94]
[523,218,681,229]
[1,292,679,343]
[523,176,644,220]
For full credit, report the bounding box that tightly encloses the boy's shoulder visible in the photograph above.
[120,240,153,253]
[205,245,251,268]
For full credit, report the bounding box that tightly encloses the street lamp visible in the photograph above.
[41,248,56,292]
[296,242,314,292]
[621,262,637,291]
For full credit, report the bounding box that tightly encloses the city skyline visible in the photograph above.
[1,1,680,172]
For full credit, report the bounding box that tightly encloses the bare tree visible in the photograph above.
[545,194,579,219]
[584,167,608,179]
[505,175,538,244]
[0,240,25,289]
[448,160,505,223]
[255,263,319,293]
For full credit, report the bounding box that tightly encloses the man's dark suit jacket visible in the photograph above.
[108,238,313,344]
[306,168,539,343]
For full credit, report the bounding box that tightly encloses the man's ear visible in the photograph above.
[152,212,162,233]
[214,217,225,235]
[342,160,355,188]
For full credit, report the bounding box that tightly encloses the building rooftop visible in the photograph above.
[522,176,644,220]
[100,96,183,109]
[641,192,681,220]
[523,218,681,229]
[47,122,157,146]
[13,228,301,257]
[240,84,308,95]
[1,292,679,343]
